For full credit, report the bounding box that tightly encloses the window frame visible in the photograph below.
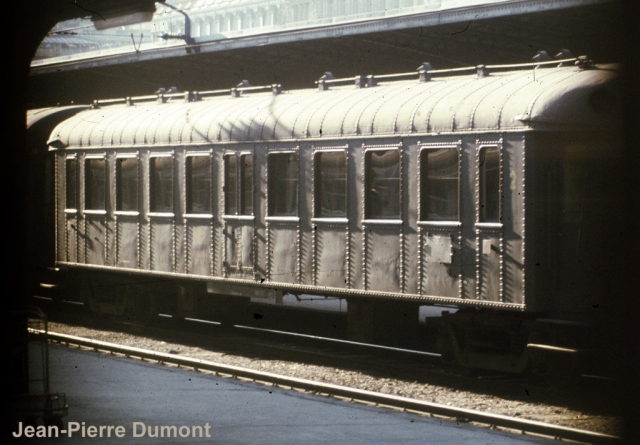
[313,149,348,221]
[363,147,402,222]
[267,151,299,220]
[185,153,213,216]
[477,145,502,224]
[223,151,254,218]
[83,155,107,215]
[115,155,140,215]
[64,155,78,213]
[419,146,461,223]
[148,154,175,216]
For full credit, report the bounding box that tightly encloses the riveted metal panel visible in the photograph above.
[223,221,255,277]
[313,225,348,289]
[267,223,298,284]
[149,219,174,272]
[187,220,213,276]
[364,225,402,293]
[84,216,107,266]
[115,217,138,269]
[65,216,78,263]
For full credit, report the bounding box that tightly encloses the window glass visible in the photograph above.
[85,158,106,210]
[150,157,173,213]
[421,148,459,221]
[224,155,238,214]
[479,147,500,222]
[268,153,298,216]
[225,154,254,216]
[315,151,346,217]
[241,154,254,216]
[186,156,212,214]
[365,150,400,219]
[65,158,77,210]
[116,158,138,212]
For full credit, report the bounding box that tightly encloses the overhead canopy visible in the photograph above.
[49,64,621,149]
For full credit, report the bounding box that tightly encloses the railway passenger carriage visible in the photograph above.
[43,57,623,378]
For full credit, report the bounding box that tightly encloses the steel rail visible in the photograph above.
[48,331,621,444]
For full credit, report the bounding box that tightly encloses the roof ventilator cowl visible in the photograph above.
[317,72,335,91]
[575,55,595,70]
[231,80,251,97]
[156,86,178,103]
[532,50,551,68]
[476,64,489,77]
[555,49,574,67]
[417,62,433,82]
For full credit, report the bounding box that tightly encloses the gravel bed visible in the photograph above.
[49,321,622,437]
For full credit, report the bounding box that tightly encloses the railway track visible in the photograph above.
[48,331,622,444]
[38,299,625,436]
[43,300,617,394]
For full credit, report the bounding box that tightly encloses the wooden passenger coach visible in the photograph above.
[47,58,623,374]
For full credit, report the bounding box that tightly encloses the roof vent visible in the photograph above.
[125,97,134,106]
[231,80,251,97]
[532,51,551,68]
[366,75,377,87]
[183,91,202,102]
[156,86,179,103]
[554,49,574,66]
[317,72,335,91]
[476,64,490,77]
[575,55,595,70]
[417,62,433,82]
[271,84,282,96]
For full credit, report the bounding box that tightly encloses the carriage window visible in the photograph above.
[65,158,77,210]
[150,157,173,213]
[85,158,106,211]
[421,148,459,221]
[479,147,500,222]
[241,155,253,215]
[268,152,298,216]
[315,151,347,217]
[186,156,212,214]
[116,158,138,212]
[224,154,254,215]
[365,149,400,219]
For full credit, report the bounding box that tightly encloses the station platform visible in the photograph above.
[11,344,555,444]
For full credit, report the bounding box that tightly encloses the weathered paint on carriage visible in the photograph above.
[48,64,621,311]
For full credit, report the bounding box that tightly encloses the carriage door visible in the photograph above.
[265,151,299,284]
[223,152,255,278]
[185,153,214,276]
[363,147,404,293]
[312,148,349,289]
[418,146,462,299]
[149,154,175,272]
[476,145,503,302]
